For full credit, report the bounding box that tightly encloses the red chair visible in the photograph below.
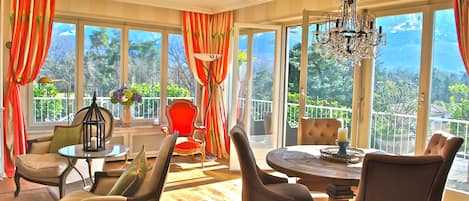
[161,99,206,167]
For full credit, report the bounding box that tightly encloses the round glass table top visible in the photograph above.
[58,143,129,159]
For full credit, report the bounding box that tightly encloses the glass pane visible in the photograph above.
[249,31,276,145]
[128,30,161,120]
[35,22,76,123]
[235,34,248,125]
[83,25,121,117]
[286,25,301,145]
[167,34,195,104]
[305,24,354,128]
[371,13,423,154]
[430,9,469,193]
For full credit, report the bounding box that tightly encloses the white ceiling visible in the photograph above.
[111,0,422,15]
[112,0,273,14]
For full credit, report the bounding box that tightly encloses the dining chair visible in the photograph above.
[299,118,342,145]
[14,106,113,198]
[230,125,313,201]
[59,133,177,201]
[423,131,464,201]
[355,153,444,201]
[161,99,206,167]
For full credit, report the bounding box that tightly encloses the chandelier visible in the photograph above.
[312,0,386,65]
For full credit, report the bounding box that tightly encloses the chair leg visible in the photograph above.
[201,150,205,168]
[14,172,20,197]
[59,179,66,198]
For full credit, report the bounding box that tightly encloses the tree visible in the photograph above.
[288,43,354,108]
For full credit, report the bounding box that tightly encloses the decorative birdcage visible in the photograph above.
[82,92,106,151]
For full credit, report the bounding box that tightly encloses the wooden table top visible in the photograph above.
[266,145,379,186]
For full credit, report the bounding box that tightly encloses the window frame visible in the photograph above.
[27,18,195,129]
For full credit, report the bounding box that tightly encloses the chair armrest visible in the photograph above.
[81,195,127,201]
[160,126,169,137]
[257,167,288,185]
[90,170,125,195]
[28,136,53,154]
[193,125,206,142]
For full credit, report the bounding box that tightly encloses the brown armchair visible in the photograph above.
[230,125,313,201]
[299,118,342,145]
[14,106,113,198]
[59,133,178,201]
[355,153,444,201]
[423,131,464,201]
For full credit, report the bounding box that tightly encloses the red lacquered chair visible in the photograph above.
[161,99,206,167]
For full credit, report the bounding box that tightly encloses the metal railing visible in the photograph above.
[33,96,468,155]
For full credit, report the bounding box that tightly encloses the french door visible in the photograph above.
[229,23,282,170]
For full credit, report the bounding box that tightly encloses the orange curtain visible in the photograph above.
[182,11,232,158]
[454,0,469,75]
[3,0,56,177]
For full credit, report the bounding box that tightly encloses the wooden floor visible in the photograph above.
[0,156,329,201]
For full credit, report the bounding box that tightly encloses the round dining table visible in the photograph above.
[266,145,380,201]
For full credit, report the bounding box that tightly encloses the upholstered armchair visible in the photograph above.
[161,99,206,168]
[423,131,463,201]
[355,153,444,201]
[60,134,177,201]
[230,125,313,201]
[299,118,342,145]
[14,106,113,198]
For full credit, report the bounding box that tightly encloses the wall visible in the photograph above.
[55,0,181,27]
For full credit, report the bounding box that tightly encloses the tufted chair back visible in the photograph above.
[423,131,463,201]
[299,118,342,145]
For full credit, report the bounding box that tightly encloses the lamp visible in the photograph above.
[38,77,71,124]
[82,92,106,152]
[194,53,221,125]
[312,0,386,65]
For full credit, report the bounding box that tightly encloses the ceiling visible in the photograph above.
[112,0,273,14]
[111,0,425,15]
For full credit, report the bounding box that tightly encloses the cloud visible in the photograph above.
[59,30,76,36]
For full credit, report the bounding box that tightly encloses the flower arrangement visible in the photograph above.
[109,86,142,107]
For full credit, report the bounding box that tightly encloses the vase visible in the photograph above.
[121,106,132,127]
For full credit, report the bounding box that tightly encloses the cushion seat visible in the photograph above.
[266,183,313,201]
[16,153,68,178]
[174,138,202,155]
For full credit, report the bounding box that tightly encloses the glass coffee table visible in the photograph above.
[58,143,129,185]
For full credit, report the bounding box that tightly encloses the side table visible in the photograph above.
[58,143,129,186]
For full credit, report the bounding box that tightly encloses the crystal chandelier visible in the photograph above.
[312,0,386,65]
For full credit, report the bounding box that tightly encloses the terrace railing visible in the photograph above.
[33,96,468,155]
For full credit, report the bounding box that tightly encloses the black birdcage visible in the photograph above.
[82,92,106,152]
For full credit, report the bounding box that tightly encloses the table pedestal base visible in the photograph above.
[326,184,355,201]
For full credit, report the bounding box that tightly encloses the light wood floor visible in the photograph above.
[0,156,329,201]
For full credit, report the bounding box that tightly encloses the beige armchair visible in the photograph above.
[423,131,464,201]
[299,118,342,145]
[14,106,114,198]
[60,133,178,201]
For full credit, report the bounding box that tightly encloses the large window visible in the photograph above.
[167,34,195,103]
[34,22,76,124]
[128,29,162,119]
[285,25,354,146]
[430,9,469,193]
[83,25,121,114]
[33,21,195,125]
[371,13,423,154]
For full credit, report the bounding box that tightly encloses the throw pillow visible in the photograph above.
[49,124,82,153]
[108,145,147,196]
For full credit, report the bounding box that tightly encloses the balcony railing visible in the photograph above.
[33,96,468,154]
